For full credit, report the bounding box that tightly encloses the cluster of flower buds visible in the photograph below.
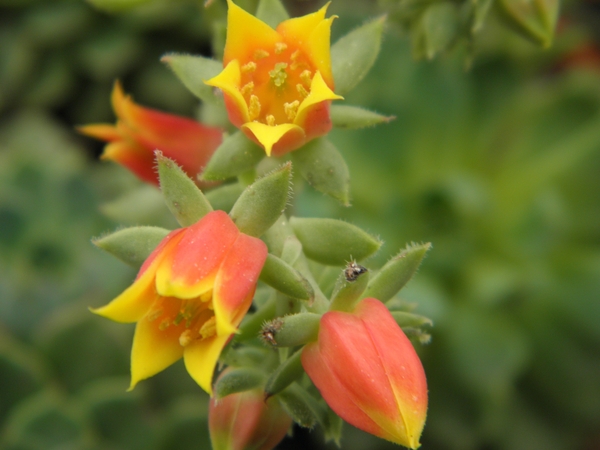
[85,1,431,449]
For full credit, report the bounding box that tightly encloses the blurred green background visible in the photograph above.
[1,0,599,449]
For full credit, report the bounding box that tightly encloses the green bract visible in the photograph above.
[92,226,170,267]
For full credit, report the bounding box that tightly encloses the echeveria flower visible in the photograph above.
[206,0,343,157]
[209,370,292,450]
[302,298,428,449]
[92,211,267,394]
[78,81,223,186]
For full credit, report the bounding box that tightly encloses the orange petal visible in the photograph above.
[223,0,281,65]
[205,60,249,127]
[242,122,305,157]
[155,211,240,299]
[129,299,185,390]
[91,229,186,323]
[183,333,231,395]
[212,233,268,336]
[76,124,121,142]
[101,141,158,186]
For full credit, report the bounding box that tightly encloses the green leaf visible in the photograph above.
[205,182,244,212]
[278,384,323,429]
[260,254,314,301]
[330,105,394,130]
[262,313,321,347]
[86,0,152,13]
[391,311,434,328]
[262,215,295,257]
[417,2,460,60]
[161,53,223,104]
[291,138,350,206]
[498,0,559,47]
[363,242,431,302]
[157,152,213,227]
[201,131,265,181]
[93,226,171,267]
[229,162,291,237]
[329,268,370,312]
[214,368,266,399]
[265,349,304,397]
[255,0,289,29]
[237,304,277,345]
[290,217,382,266]
[331,16,385,96]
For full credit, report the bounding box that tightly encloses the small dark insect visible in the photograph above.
[260,318,283,347]
[344,261,367,282]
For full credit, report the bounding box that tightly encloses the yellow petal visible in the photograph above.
[111,80,128,119]
[276,2,329,45]
[305,16,336,87]
[242,122,304,156]
[76,124,121,142]
[90,267,156,323]
[295,71,343,127]
[205,60,250,124]
[155,261,217,299]
[183,334,231,395]
[129,306,185,390]
[223,0,281,65]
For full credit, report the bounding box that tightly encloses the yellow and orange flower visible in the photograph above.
[78,81,223,186]
[205,0,343,157]
[302,298,428,448]
[92,211,267,394]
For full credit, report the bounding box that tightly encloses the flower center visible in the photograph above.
[239,43,315,126]
[146,292,217,347]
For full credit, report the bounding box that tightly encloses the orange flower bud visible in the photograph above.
[78,81,222,186]
[91,211,267,395]
[209,373,292,450]
[205,0,343,157]
[302,298,428,448]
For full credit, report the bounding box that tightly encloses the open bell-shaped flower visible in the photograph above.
[91,210,267,394]
[78,81,223,186]
[205,0,343,157]
[302,298,428,448]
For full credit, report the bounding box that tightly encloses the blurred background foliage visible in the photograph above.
[1,0,600,449]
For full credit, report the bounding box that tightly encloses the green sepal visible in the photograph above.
[255,0,289,29]
[262,313,321,347]
[278,383,324,429]
[413,2,459,60]
[391,311,434,329]
[291,138,350,206]
[156,152,213,227]
[260,254,314,301]
[237,297,277,342]
[330,105,394,130]
[229,162,291,237]
[265,349,304,398]
[362,242,431,302]
[498,0,559,47]
[213,367,266,400]
[323,407,343,446]
[201,131,265,181]
[331,16,385,96]
[161,53,223,105]
[92,226,171,267]
[290,217,382,266]
[329,269,370,312]
[205,182,244,212]
[280,236,303,266]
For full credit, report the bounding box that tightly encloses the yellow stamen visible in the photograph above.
[159,319,170,331]
[254,49,269,60]
[241,61,257,73]
[269,62,288,87]
[296,84,309,98]
[241,82,254,96]
[300,70,312,87]
[291,50,300,61]
[179,329,195,347]
[147,309,163,322]
[266,115,276,126]
[284,100,300,120]
[199,316,217,339]
[249,95,261,121]
[275,42,288,54]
